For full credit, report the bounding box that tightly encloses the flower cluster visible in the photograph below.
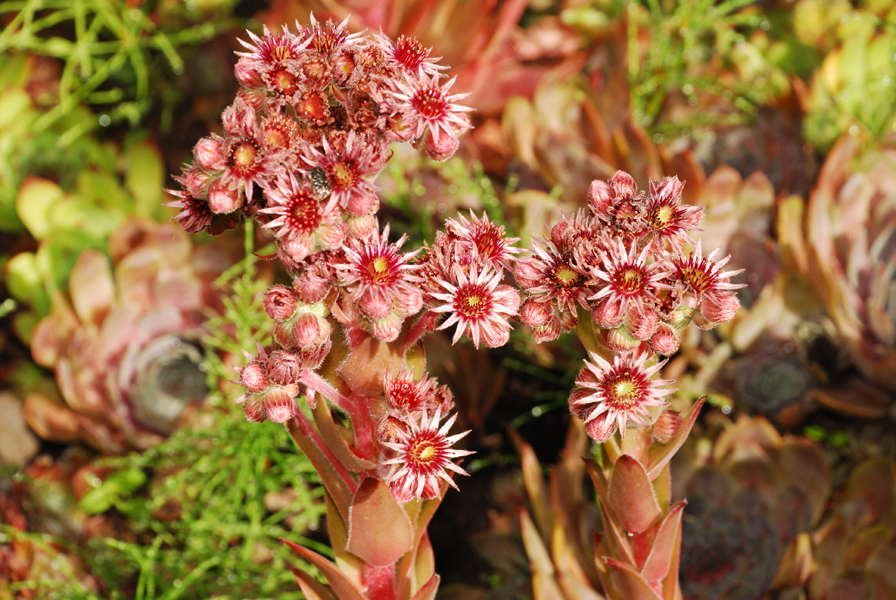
[516,171,744,442]
[167,18,518,506]
[167,16,472,251]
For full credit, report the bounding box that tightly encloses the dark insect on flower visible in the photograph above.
[310,167,331,200]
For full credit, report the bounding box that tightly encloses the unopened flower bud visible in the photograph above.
[235,57,264,88]
[377,412,409,443]
[194,137,224,171]
[207,179,242,214]
[588,180,614,216]
[669,304,695,328]
[559,309,578,331]
[297,337,331,370]
[267,351,302,386]
[651,176,683,203]
[609,171,636,199]
[423,128,460,162]
[493,285,521,314]
[514,259,542,288]
[394,288,423,317]
[575,365,600,387]
[653,410,683,444]
[551,220,569,248]
[294,271,330,304]
[648,323,681,355]
[318,223,346,250]
[434,384,454,414]
[263,386,297,423]
[265,285,298,321]
[293,312,322,348]
[531,316,561,343]
[482,322,511,348]
[593,299,626,329]
[347,193,378,218]
[626,305,658,341]
[347,214,378,238]
[243,395,267,422]
[371,314,402,342]
[179,167,212,198]
[605,326,642,353]
[238,87,267,111]
[584,413,616,443]
[240,361,270,394]
[700,293,740,324]
[359,292,395,320]
[274,321,296,349]
[281,235,315,264]
[520,299,552,328]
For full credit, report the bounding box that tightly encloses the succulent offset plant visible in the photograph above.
[777,133,896,416]
[795,0,896,151]
[805,457,896,600]
[23,218,230,453]
[672,415,830,600]
[0,448,105,600]
[515,400,706,600]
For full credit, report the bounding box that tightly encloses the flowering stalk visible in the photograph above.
[166,15,522,599]
[515,171,745,599]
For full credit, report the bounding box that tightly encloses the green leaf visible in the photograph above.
[16,177,64,239]
[5,252,42,303]
[0,87,32,129]
[125,139,165,219]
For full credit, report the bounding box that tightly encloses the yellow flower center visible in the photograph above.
[413,441,437,464]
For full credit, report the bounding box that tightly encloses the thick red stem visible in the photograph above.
[364,563,396,600]
[300,370,352,413]
[291,410,357,493]
[347,394,379,461]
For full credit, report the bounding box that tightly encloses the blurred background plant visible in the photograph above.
[2,227,327,599]
[2,0,896,598]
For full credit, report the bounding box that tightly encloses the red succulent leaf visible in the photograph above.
[646,396,706,480]
[347,478,414,567]
[609,455,662,535]
[605,557,664,600]
[281,538,367,600]
[286,561,338,600]
[339,335,408,397]
[640,501,686,585]
[409,573,440,600]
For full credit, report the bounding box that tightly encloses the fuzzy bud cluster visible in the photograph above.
[166,15,472,256]
[515,170,745,443]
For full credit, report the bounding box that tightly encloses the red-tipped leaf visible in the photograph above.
[640,501,686,585]
[646,396,705,480]
[605,557,664,600]
[281,539,366,600]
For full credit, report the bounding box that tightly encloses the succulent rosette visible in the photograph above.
[805,457,896,600]
[24,219,229,453]
[673,416,830,600]
[779,133,896,396]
